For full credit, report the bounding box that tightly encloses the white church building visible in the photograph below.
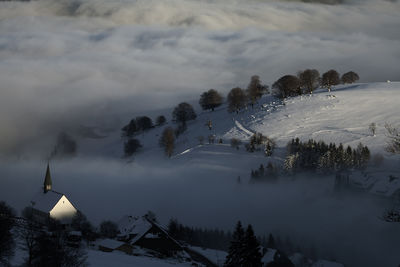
[30,164,78,225]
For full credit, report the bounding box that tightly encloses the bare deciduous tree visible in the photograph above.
[230,138,242,149]
[199,89,223,111]
[172,102,197,126]
[298,69,320,94]
[197,136,204,145]
[341,71,359,84]
[160,127,175,157]
[321,69,340,92]
[227,87,247,113]
[124,138,142,157]
[156,115,166,126]
[272,75,301,99]
[369,122,376,136]
[246,75,269,108]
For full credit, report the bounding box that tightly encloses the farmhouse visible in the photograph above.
[117,215,184,256]
[30,164,77,225]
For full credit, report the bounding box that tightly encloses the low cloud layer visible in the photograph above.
[1,158,399,267]
[0,0,399,153]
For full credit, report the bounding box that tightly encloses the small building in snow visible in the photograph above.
[97,239,134,254]
[117,215,184,256]
[30,164,77,225]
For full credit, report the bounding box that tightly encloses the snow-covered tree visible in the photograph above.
[385,123,400,154]
[284,153,299,173]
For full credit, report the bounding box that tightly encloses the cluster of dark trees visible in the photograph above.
[284,138,370,173]
[0,202,88,267]
[22,228,87,267]
[273,69,359,98]
[198,75,269,114]
[245,133,276,156]
[224,221,295,267]
[121,115,166,157]
[122,116,163,137]
[159,102,199,157]
[224,221,263,267]
[121,101,198,158]
[226,76,269,114]
[250,162,279,182]
[168,219,232,251]
[0,201,15,266]
[21,207,89,267]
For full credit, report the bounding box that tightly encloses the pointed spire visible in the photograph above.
[43,163,52,193]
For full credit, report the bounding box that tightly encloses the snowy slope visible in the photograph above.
[76,82,400,196]
[81,82,400,158]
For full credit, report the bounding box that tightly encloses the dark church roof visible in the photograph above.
[31,190,64,213]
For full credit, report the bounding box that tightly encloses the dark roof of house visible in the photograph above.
[31,190,64,213]
[117,215,182,248]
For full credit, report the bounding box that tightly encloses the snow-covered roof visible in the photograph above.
[118,215,153,244]
[69,231,82,236]
[261,248,277,265]
[31,190,64,213]
[97,239,125,249]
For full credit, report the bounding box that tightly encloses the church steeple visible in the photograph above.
[43,163,52,193]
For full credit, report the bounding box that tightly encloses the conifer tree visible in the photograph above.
[267,234,276,249]
[242,224,263,267]
[224,221,245,267]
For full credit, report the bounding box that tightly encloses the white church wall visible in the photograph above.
[49,195,77,222]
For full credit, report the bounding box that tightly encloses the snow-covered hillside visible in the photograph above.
[77,82,400,197]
